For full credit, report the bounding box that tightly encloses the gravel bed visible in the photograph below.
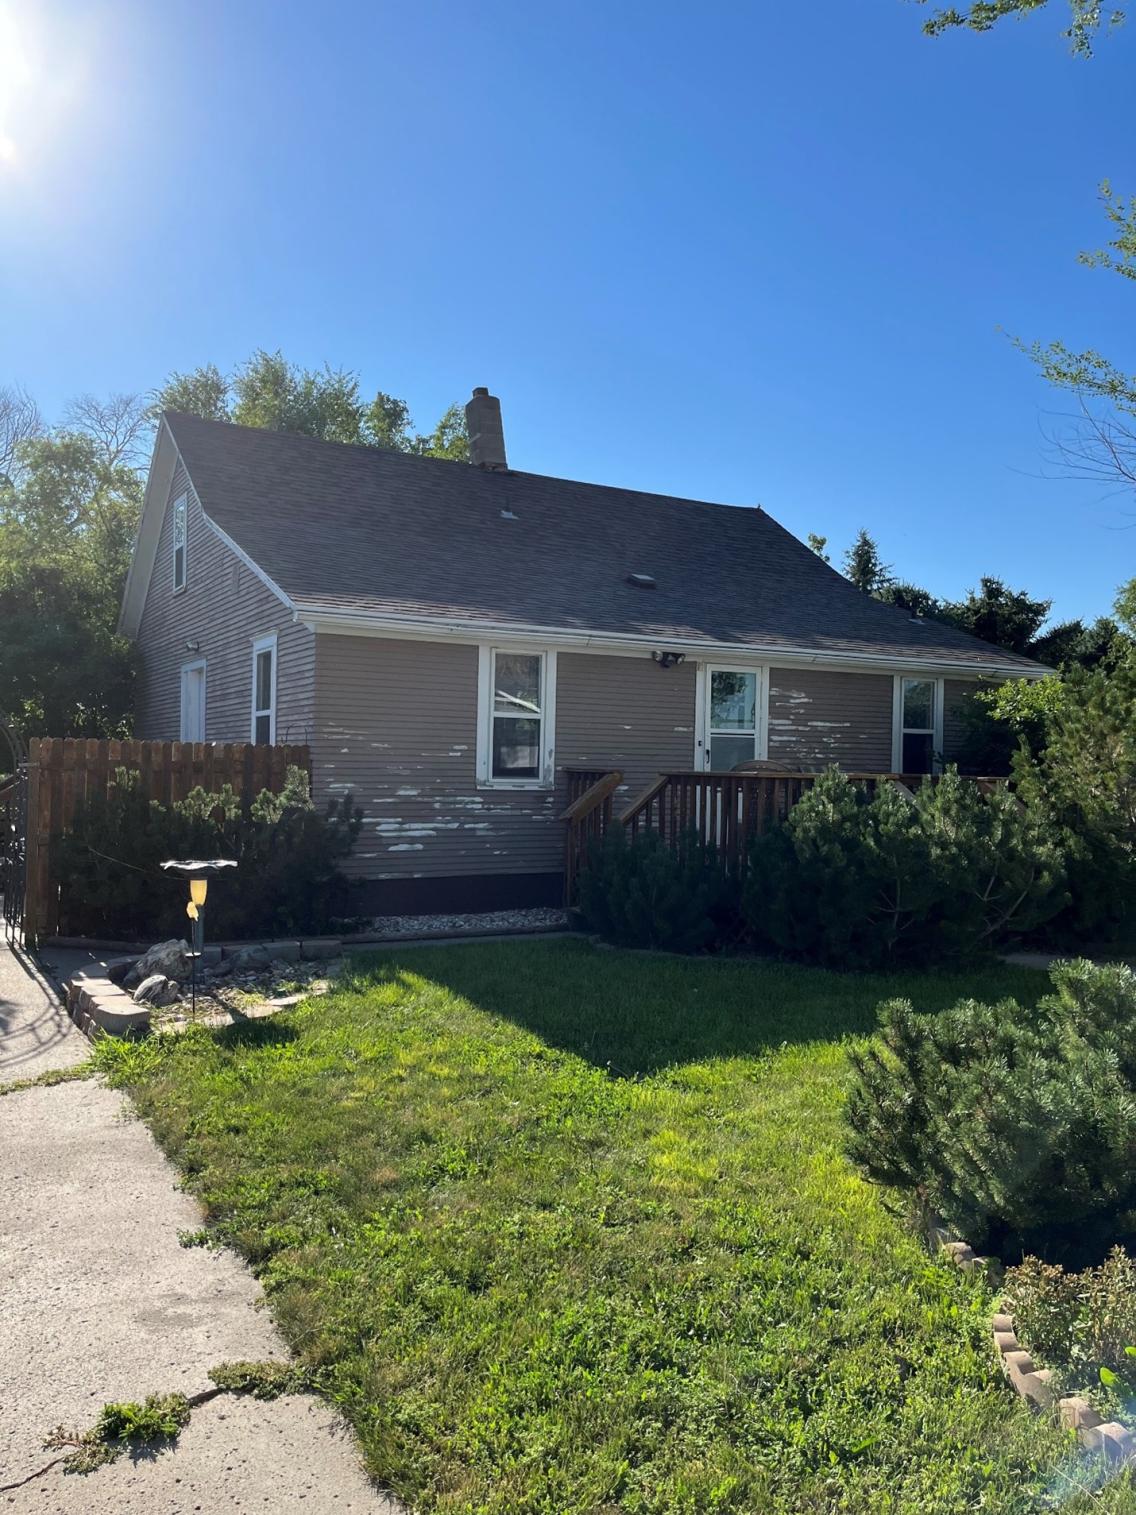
[366,907,568,938]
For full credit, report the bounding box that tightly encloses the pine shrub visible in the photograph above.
[845,959,1136,1265]
[741,767,1064,969]
[55,766,362,940]
[577,827,726,952]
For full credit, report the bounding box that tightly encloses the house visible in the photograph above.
[118,389,1043,911]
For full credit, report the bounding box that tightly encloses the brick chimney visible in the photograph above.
[465,387,508,471]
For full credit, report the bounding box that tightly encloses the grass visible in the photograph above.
[0,1061,94,1097]
[98,939,1136,1513]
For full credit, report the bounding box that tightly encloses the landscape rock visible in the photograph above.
[124,939,190,988]
[104,957,135,986]
[133,973,171,1005]
[231,945,272,971]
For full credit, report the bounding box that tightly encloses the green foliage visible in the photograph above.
[208,1359,310,1399]
[742,768,1064,968]
[1005,1247,1136,1412]
[90,1031,167,1087]
[876,579,941,617]
[47,1392,191,1474]
[155,362,231,422]
[916,0,1122,57]
[0,431,139,738]
[805,530,830,561]
[938,576,1051,656]
[153,349,469,460]
[842,528,893,594]
[94,1393,191,1445]
[104,936,1098,1511]
[0,1062,94,1097]
[577,827,727,951]
[846,959,1136,1264]
[54,765,363,940]
[1012,648,1136,938]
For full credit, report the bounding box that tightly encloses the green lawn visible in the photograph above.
[102,940,1136,1513]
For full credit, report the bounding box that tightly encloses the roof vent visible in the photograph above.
[500,509,518,520]
[626,573,656,590]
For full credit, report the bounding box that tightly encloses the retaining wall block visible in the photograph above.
[1097,1423,1136,1461]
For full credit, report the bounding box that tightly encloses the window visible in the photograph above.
[894,675,942,774]
[172,494,187,591]
[476,647,557,786]
[251,634,277,744]
[179,661,206,742]
[701,666,767,769]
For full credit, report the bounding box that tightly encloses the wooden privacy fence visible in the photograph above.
[21,738,310,943]
[561,766,1004,901]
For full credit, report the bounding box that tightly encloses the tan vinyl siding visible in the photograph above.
[134,462,314,743]
[556,652,697,802]
[313,638,698,880]
[314,638,914,883]
[768,668,893,771]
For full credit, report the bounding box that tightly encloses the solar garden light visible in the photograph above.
[160,859,238,1016]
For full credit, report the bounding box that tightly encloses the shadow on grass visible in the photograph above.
[212,1018,300,1052]
[344,939,1051,1077]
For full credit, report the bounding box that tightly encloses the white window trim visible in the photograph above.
[694,663,769,770]
[476,645,557,789]
[172,493,188,593]
[179,659,207,743]
[251,632,278,745]
[892,674,944,774]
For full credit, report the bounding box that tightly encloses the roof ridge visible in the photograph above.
[161,409,772,521]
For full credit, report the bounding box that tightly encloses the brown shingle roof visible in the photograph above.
[165,411,1043,674]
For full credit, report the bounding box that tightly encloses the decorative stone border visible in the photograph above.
[926,1216,1136,1464]
[66,974,151,1039]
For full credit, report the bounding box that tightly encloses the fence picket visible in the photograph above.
[14,739,311,944]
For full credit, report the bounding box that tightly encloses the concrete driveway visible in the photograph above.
[0,937,402,1513]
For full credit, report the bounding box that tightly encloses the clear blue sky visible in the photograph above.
[2,0,1132,623]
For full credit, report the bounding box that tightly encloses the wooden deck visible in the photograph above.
[561,765,1001,901]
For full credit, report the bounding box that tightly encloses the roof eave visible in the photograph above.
[118,419,180,639]
[294,603,1048,681]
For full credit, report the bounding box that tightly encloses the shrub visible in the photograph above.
[845,959,1136,1266]
[1004,1247,1136,1411]
[577,827,727,952]
[741,768,1064,969]
[54,765,363,940]
[1012,650,1136,942]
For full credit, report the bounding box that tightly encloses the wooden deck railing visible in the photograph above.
[561,769,623,903]
[561,766,1006,901]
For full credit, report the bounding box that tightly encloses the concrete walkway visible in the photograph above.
[0,938,401,1513]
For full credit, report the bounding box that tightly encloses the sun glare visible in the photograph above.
[0,2,35,166]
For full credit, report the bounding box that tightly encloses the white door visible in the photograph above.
[180,663,206,742]
[702,667,766,770]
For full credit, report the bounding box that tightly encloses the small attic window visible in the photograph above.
[626,573,656,590]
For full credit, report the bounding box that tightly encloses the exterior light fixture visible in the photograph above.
[160,859,238,1015]
[652,651,686,670]
[184,639,201,653]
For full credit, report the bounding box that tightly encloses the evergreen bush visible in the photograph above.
[741,767,1064,968]
[577,827,726,952]
[55,765,363,940]
[845,959,1136,1265]
[1012,650,1136,943]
